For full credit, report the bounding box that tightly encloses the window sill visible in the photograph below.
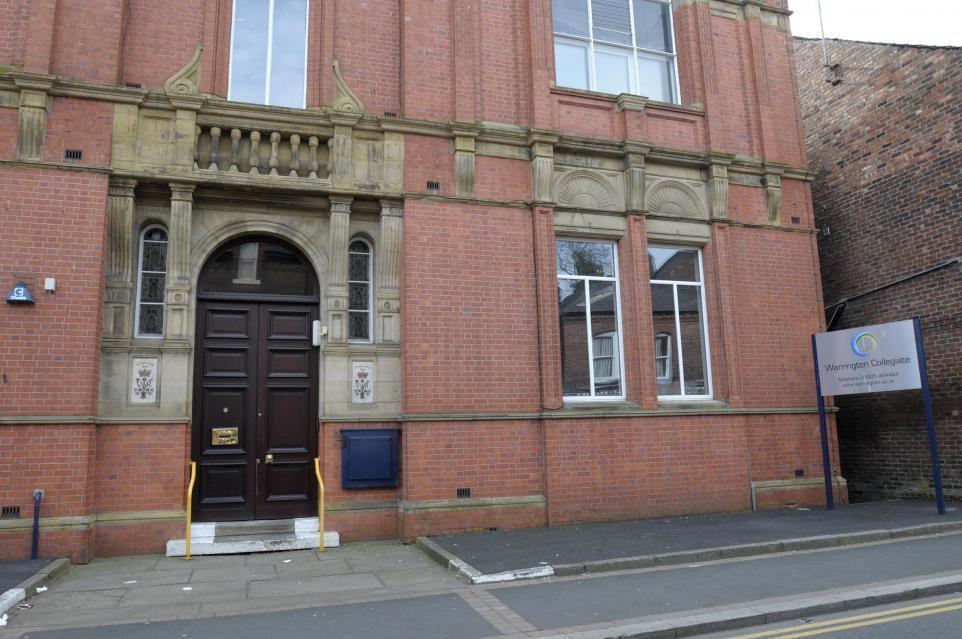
[548,84,703,114]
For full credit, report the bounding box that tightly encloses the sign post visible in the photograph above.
[914,318,945,515]
[813,318,944,515]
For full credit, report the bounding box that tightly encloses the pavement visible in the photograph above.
[3,500,962,639]
[421,500,962,582]
[0,558,69,621]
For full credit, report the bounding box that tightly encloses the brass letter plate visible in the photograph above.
[211,427,239,446]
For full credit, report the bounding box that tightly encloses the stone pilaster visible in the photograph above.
[529,131,558,205]
[329,113,360,189]
[708,153,733,219]
[377,200,404,344]
[453,129,478,198]
[763,169,783,224]
[104,179,137,339]
[326,196,353,343]
[166,183,195,342]
[532,206,562,409]
[623,144,649,215]
[13,75,54,160]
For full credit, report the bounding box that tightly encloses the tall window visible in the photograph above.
[228,0,309,108]
[348,239,373,342]
[649,246,711,398]
[552,0,678,103]
[135,226,168,338]
[557,239,624,400]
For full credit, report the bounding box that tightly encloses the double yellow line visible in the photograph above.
[727,596,962,638]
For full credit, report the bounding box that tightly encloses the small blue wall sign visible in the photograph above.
[6,281,35,304]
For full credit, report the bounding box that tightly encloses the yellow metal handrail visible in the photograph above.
[185,461,197,560]
[314,457,325,552]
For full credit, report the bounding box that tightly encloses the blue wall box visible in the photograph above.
[341,429,400,488]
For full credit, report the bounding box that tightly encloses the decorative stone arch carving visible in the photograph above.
[555,170,622,211]
[646,180,706,220]
[331,60,366,114]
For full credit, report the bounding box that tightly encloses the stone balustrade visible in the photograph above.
[194,124,331,179]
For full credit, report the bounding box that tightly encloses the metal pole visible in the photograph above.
[913,317,945,515]
[31,489,43,560]
[811,335,834,510]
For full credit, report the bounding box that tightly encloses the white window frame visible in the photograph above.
[557,238,626,402]
[650,246,713,400]
[654,332,672,382]
[347,238,374,343]
[552,0,681,104]
[227,0,310,108]
[592,331,621,384]
[134,225,168,339]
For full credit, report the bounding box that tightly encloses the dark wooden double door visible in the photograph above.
[192,300,318,521]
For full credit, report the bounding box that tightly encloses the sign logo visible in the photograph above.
[6,281,35,305]
[850,331,878,356]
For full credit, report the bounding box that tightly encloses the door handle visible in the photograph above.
[265,453,274,464]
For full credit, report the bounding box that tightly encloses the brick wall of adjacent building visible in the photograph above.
[795,38,962,501]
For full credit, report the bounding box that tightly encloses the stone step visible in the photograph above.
[165,517,338,557]
[215,519,295,538]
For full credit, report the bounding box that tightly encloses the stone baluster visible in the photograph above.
[308,136,319,178]
[193,125,201,169]
[208,126,221,171]
[269,131,280,176]
[229,128,241,172]
[249,130,261,175]
[289,134,301,177]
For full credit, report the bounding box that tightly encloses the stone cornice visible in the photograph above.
[0,71,817,183]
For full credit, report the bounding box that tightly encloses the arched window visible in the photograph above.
[347,239,373,342]
[135,226,169,337]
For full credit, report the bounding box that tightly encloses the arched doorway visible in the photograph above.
[192,236,320,522]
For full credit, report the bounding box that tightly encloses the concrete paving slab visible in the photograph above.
[118,581,247,607]
[188,565,278,583]
[246,572,383,597]
[50,569,192,592]
[272,557,353,576]
[242,549,320,566]
[373,567,455,588]
[13,593,499,639]
[8,602,205,635]
[156,555,248,571]
[429,500,962,578]
[27,589,125,612]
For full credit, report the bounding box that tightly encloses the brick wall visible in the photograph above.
[401,199,542,414]
[795,38,962,500]
[0,167,107,417]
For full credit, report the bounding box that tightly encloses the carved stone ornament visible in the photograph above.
[332,60,366,114]
[164,43,204,96]
[555,171,620,210]
[646,181,705,219]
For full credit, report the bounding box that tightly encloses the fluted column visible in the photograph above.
[166,183,195,342]
[104,178,137,338]
[326,196,352,343]
[377,200,403,344]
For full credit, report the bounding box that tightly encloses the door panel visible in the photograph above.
[193,301,318,522]
[255,304,317,519]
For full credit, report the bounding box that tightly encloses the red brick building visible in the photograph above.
[0,0,842,562]
[795,37,962,503]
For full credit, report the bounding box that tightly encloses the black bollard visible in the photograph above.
[31,489,43,560]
